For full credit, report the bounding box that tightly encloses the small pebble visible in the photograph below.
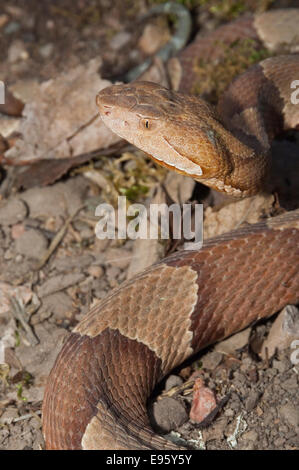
[106,265,121,281]
[241,430,258,442]
[164,375,183,391]
[4,249,13,260]
[0,198,27,225]
[245,390,261,412]
[224,408,235,418]
[274,436,286,447]
[11,223,25,240]
[110,31,131,50]
[8,40,29,62]
[4,21,20,34]
[39,43,54,59]
[152,397,188,432]
[201,351,223,370]
[279,404,299,428]
[0,407,18,425]
[87,265,104,279]
[215,327,250,354]
[46,19,55,30]
[280,376,298,391]
[14,228,48,259]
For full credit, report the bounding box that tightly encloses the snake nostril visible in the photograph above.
[102,105,113,116]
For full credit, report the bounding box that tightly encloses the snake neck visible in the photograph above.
[193,115,270,197]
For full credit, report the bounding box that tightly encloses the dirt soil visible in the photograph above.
[0,0,298,450]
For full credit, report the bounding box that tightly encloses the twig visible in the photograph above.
[9,297,39,346]
[159,378,196,400]
[12,410,41,424]
[33,204,86,271]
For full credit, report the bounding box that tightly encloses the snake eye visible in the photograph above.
[140,118,153,130]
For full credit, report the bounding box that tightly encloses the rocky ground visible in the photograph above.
[0,0,298,451]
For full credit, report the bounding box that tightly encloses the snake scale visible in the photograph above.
[42,7,299,449]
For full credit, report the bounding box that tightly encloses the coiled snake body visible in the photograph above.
[42,8,299,449]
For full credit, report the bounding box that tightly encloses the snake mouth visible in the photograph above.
[161,136,203,176]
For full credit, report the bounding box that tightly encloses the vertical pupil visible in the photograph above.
[145,121,149,128]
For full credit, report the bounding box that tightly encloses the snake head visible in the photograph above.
[96,82,229,180]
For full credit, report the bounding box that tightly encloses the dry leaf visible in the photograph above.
[4,59,120,165]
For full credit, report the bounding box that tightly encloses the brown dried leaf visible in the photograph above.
[0,89,24,117]
[4,59,120,165]
[203,194,274,239]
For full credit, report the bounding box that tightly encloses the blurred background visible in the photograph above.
[1,0,296,86]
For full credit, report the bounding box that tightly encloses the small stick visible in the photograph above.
[12,410,42,423]
[159,378,196,399]
[9,297,39,346]
[33,204,86,271]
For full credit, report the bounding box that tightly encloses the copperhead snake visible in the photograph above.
[42,7,299,449]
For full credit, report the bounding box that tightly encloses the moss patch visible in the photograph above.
[191,37,271,102]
